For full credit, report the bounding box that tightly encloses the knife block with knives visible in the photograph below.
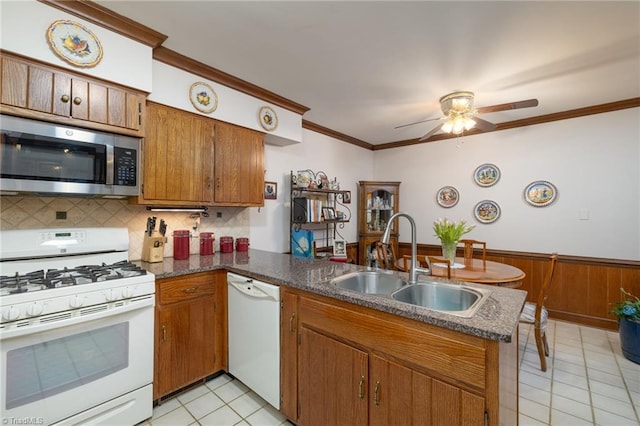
[142,217,167,263]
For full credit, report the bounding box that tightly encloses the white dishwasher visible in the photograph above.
[227,272,281,409]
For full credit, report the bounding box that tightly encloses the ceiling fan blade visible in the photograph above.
[418,124,444,141]
[475,98,539,114]
[473,117,497,131]
[394,116,442,129]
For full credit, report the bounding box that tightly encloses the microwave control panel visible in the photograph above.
[114,147,137,186]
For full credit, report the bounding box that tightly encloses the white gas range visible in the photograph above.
[0,227,155,426]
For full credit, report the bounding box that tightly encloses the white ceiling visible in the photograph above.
[96,1,640,145]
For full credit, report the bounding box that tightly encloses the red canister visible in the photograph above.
[220,236,234,253]
[199,232,215,255]
[236,237,249,252]
[173,230,190,259]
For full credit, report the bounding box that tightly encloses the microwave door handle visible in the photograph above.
[106,145,114,185]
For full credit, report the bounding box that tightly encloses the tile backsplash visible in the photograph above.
[0,196,250,260]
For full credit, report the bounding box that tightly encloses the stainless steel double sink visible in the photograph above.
[327,270,490,318]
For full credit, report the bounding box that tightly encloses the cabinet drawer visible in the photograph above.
[157,273,215,305]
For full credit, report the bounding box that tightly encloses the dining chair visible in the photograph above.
[459,239,487,267]
[401,254,428,272]
[375,242,397,270]
[427,256,451,279]
[519,253,558,372]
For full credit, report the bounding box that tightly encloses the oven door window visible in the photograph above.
[5,322,128,409]
[1,132,106,183]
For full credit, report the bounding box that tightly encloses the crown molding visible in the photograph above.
[302,120,373,150]
[153,47,310,116]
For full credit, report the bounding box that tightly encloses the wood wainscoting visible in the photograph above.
[389,243,640,331]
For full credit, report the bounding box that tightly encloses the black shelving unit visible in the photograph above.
[289,170,351,257]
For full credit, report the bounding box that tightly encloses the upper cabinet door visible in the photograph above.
[213,121,265,206]
[142,102,214,204]
[0,52,146,136]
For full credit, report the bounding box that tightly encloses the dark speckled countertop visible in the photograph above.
[137,249,527,343]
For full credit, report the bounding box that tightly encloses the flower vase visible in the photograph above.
[619,317,640,364]
[441,241,458,265]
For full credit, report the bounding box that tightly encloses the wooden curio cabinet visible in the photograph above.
[357,181,401,266]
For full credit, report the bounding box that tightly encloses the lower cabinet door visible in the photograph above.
[298,327,368,426]
[154,295,216,399]
[369,354,485,426]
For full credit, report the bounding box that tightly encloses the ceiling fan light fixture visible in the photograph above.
[440,91,474,114]
[441,113,476,135]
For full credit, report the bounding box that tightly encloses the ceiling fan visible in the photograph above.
[395,91,539,141]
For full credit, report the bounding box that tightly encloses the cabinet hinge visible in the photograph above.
[141,183,144,195]
[484,411,489,426]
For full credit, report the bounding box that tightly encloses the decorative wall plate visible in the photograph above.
[259,106,278,131]
[436,186,459,208]
[47,20,103,68]
[524,180,557,207]
[473,163,501,187]
[189,82,218,113]
[474,200,501,224]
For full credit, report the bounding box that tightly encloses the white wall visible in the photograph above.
[373,108,640,261]
[250,129,375,253]
[0,0,152,92]
[149,61,302,144]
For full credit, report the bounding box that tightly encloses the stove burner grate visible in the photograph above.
[0,261,147,296]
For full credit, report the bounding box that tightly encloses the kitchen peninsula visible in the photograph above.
[142,248,526,425]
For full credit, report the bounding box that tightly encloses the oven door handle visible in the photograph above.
[0,296,154,340]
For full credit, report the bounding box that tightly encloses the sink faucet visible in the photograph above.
[381,212,430,285]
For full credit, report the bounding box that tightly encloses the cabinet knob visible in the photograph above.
[60,94,70,103]
[73,97,82,105]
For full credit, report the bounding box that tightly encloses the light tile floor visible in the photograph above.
[143,319,639,426]
[519,319,640,425]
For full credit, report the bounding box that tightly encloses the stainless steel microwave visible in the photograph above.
[0,115,140,197]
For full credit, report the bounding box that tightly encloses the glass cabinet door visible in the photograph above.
[364,189,396,233]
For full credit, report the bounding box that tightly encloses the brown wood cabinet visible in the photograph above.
[280,288,514,425]
[136,103,265,206]
[357,181,401,266]
[280,289,298,419]
[0,51,145,136]
[140,102,214,205]
[154,271,226,400]
[213,121,265,206]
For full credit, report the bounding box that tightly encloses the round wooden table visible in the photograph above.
[395,257,525,288]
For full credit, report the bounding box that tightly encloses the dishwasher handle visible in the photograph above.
[228,274,280,301]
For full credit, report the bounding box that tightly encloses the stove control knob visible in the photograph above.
[121,287,134,299]
[69,295,85,309]
[105,289,121,302]
[2,306,20,322]
[26,302,44,317]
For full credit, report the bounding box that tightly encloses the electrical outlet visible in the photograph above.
[56,211,67,220]
[216,212,222,218]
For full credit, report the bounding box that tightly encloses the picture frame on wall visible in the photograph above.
[342,191,351,204]
[264,181,277,200]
